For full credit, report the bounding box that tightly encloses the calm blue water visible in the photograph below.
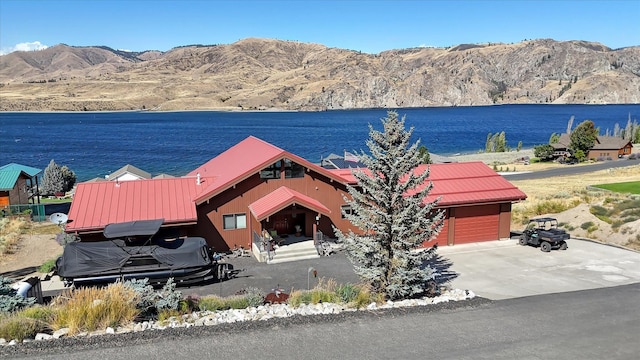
[1,104,638,181]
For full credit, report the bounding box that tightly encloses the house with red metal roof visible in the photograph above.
[66,136,527,256]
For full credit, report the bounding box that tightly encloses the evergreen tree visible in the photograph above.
[334,111,444,300]
[41,159,65,195]
[60,165,77,192]
[549,132,560,144]
[417,145,432,164]
[570,120,599,154]
[534,144,554,160]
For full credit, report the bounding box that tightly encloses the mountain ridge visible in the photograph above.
[0,37,638,111]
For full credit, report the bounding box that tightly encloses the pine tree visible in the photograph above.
[570,120,599,155]
[60,165,77,192]
[334,111,444,300]
[41,159,65,195]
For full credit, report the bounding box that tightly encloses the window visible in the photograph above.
[284,159,304,178]
[260,159,305,179]
[341,205,353,219]
[223,213,247,230]
[260,161,282,179]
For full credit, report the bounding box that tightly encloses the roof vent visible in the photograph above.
[196,173,201,185]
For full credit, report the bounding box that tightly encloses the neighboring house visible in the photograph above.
[66,136,527,255]
[320,153,367,169]
[0,163,41,208]
[321,152,456,169]
[550,134,633,159]
[587,136,633,160]
[105,164,152,182]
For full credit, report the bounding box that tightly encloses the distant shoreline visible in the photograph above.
[3,103,638,114]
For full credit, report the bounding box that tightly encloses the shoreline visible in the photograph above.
[2,103,638,114]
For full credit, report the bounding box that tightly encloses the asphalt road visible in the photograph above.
[7,284,639,359]
[502,157,639,180]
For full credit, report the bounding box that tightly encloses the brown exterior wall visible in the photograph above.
[588,144,632,160]
[194,169,359,251]
[7,176,29,205]
[498,203,512,239]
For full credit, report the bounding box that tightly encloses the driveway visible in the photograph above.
[437,238,640,300]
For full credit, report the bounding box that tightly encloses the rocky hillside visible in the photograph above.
[0,38,639,111]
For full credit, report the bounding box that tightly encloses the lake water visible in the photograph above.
[1,104,638,181]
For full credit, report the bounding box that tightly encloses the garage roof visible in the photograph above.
[328,161,527,207]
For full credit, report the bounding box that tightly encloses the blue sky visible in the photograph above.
[1,0,638,55]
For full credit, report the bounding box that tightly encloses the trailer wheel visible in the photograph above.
[559,241,568,250]
[519,236,528,246]
[540,241,551,252]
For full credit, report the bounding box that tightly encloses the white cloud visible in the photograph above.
[0,41,49,55]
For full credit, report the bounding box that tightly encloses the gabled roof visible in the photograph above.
[550,134,632,151]
[591,136,633,150]
[66,177,208,233]
[249,186,331,221]
[106,164,151,180]
[328,161,527,207]
[188,136,348,205]
[0,163,41,190]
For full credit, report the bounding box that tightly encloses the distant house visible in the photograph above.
[0,163,41,208]
[321,152,456,169]
[550,134,633,159]
[105,164,152,182]
[587,136,633,160]
[66,136,527,257]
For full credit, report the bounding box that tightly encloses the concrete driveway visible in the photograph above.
[437,238,640,300]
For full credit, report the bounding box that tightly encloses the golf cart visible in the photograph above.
[519,217,570,252]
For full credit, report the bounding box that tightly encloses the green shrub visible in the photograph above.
[225,295,251,309]
[611,220,624,232]
[534,200,572,215]
[235,287,265,308]
[0,315,46,341]
[198,295,228,311]
[310,289,339,304]
[0,276,36,312]
[580,221,595,230]
[19,305,55,322]
[553,191,571,199]
[39,258,57,273]
[336,283,360,303]
[123,278,182,315]
[589,205,609,217]
[287,290,312,307]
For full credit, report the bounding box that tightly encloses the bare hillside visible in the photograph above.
[0,38,638,111]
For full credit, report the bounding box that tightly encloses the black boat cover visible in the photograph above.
[56,237,212,279]
[103,219,164,239]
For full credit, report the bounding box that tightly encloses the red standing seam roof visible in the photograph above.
[188,136,348,205]
[66,177,210,233]
[328,161,527,207]
[249,186,331,221]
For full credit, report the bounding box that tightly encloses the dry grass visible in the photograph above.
[0,217,28,256]
[510,164,640,249]
[511,165,640,224]
[50,283,140,335]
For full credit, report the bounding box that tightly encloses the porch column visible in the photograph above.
[313,214,319,245]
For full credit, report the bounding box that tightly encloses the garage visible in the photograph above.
[453,204,500,244]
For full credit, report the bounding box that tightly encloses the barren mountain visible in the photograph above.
[0,38,638,111]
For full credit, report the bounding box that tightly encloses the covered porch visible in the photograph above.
[248,186,332,263]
